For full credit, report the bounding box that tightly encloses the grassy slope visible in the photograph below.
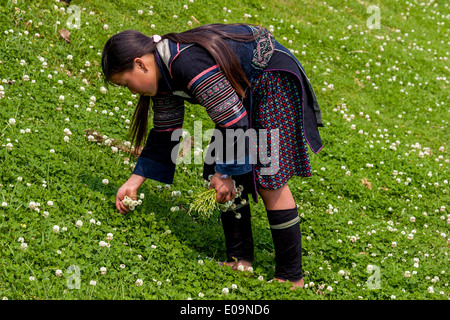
[0,0,448,300]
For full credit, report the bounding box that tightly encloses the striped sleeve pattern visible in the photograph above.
[151,94,185,132]
[188,65,247,128]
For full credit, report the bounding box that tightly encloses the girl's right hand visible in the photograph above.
[116,174,146,214]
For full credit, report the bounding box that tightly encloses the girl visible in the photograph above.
[101,23,323,289]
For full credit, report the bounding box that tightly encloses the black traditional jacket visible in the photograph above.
[132,25,323,200]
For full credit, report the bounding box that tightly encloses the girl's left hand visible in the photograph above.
[209,172,236,204]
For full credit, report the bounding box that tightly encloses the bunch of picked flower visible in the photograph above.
[188,175,244,218]
[123,195,143,211]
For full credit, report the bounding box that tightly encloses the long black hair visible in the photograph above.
[102,23,260,151]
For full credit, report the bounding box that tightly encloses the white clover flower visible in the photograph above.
[53,225,60,233]
[63,136,69,143]
[20,242,28,250]
[237,265,245,271]
[55,269,62,277]
[100,267,107,275]
[9,118,15,126]
[90,280,97,286]
[222,287,229,295]
[102,179,109,185]
[198,292,204,298]
[231,284,237,290]
[258,275,264,281]
[99,240,107,247]
[29,276,35,281]
[427,286,434,294]
[89,218,96,224]
[106,233,113,241]
[1,202,7,207]
[59,95,65,101]
[198,259,204,265]
[76,220,83,228]
[135,279,143,286]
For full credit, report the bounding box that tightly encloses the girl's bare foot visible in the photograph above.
[273,277,304,290]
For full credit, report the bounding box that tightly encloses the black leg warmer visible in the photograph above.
[266,207,303,281]
[220,194,254,262]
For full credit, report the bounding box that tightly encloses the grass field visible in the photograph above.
[0,0,448,300]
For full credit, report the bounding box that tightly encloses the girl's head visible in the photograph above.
[102,30,161,97]
[101,24,260,150]
[101,30,156,81]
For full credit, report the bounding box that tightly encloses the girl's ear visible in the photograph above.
[134,57,147,72]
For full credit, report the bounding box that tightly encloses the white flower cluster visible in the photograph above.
[218,183,244,217]
[123,195,143,210]
[205,174,245,216]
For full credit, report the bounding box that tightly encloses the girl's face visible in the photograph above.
[110,54,161,97]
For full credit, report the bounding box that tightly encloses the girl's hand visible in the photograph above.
[116,174,146,214]
[209,172,236,204]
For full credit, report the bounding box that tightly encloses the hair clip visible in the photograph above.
[152,34,161,43]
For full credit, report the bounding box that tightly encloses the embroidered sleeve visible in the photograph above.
[171,45,248,129]
[187,66,247,128]
[151,93,185,132]
[131,94,185,184]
